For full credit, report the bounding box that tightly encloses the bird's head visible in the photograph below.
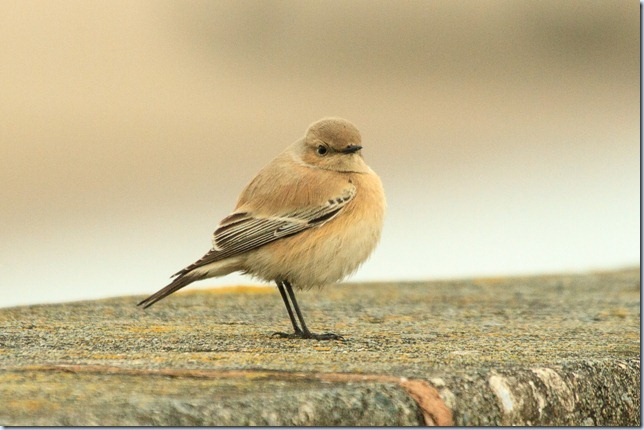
[298,118,370,173]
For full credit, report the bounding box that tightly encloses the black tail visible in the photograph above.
[137,272,203,309]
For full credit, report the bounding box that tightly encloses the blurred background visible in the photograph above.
[0,0,639,308]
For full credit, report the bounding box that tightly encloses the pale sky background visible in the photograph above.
[1,0,639,308]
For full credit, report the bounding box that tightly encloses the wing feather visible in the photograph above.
[172,186,356,278]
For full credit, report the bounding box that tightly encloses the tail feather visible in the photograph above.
[139,250,242,309]
[137,273,203,309]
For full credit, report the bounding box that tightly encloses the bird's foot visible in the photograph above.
[272,330,344,341]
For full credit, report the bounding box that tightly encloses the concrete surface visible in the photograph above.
[0,268,639,425]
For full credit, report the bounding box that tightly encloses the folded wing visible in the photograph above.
[172,186,356,278]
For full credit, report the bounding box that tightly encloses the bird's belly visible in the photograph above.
[243,213,382,289]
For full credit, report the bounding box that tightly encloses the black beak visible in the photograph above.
[342,145,363,154]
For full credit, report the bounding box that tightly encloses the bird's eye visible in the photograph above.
[316,145,328,155]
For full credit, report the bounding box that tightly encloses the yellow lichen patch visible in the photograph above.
[178,285,274,295]
[621,332,640,340]
[0,373,28,383]
[596,308,630,319]
[383,314,416,323]
[608,308,628,318]
[6,399,50,413]
[472,277,506,285]
[89,353,127,360]
[313,346,331,351]
[179,352,228,362]
[125,325,176,333]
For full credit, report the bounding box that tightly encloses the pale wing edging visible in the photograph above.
[171,186,357,278]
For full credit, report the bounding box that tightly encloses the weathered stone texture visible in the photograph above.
[0,269,639,425]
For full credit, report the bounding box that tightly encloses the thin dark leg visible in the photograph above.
[275,281,302,334]
[272,280,343,341]
[283,280,311,335]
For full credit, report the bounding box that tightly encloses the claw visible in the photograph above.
[271,330,344,341]
[316,332,345,341]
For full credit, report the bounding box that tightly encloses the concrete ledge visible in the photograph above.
[437,359,640,425]
[0,269,639,425]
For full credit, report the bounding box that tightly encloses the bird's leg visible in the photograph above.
[284,280,312,335]
[273,280,343,341]
[272,281,304,336]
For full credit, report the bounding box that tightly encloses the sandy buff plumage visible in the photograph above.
[138,117,386,340]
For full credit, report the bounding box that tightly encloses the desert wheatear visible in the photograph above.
[138,118,386,340]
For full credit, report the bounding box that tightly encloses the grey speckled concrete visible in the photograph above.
[0,269,639,425]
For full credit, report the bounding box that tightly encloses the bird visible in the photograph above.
[138,117,386,340]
